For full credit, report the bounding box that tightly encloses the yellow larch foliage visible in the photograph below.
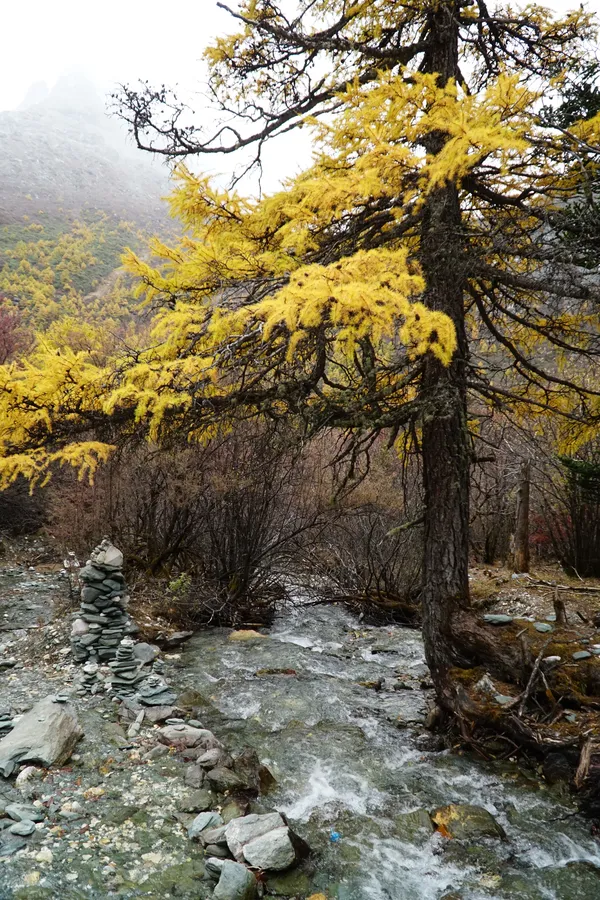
[0,1,599,483]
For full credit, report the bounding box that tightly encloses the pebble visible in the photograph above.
[533,623,553,633]
[9,819,35,836]
[573,651,592,660]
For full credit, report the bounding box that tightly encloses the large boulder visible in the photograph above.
[0,697,83,777]
[225,812,309,871]
[226,813,286,862]
[431,804,506,840]
[243,826,297,871]
[212,859,257,900]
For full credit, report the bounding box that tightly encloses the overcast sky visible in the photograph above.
[2,0,597,191]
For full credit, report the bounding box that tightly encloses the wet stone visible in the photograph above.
[483,614,513,625]
[9,819,35,836]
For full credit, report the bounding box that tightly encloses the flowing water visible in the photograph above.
[176,601,600,900]
[2,567,600,899]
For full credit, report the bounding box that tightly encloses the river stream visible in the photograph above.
[176,601,600,900]
[2,568,600,899]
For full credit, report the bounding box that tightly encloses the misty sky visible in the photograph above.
[2,0,596,191]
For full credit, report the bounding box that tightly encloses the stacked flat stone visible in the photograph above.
[108,639,146,698]
[77,661,103,696]
[70,539,135,663]
[137,673,177,707]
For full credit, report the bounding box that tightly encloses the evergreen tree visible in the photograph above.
[2,0,600,711]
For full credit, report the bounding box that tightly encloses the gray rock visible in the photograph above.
[0,696,83,777]
[158,724,222,750]
[143,744,169,761]
[188,811,223,840]
[534,622,553,633]
[206,842,230,858]
[213,860,257,900]
[183,764,205,788]
[0,833,28,856]
[9,819,35,836]
[242,826,296,871]
[133,642,159,664]
[177,789,213,813]
[200,824,228,847]
[206,766,246,793]
[226,813,286,862]
[394,808,435,844]
[573,650,592,660]
[198,748,231,770]
[79,565,106,582]
[431,804,506,840]
[483,614,513,625]
[5,802,44,822]
[160,631,194,650]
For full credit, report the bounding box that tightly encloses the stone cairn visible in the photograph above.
[70,539,178,703]
[70,538,136,664]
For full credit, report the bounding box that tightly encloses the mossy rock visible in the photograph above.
[266,868,313,896]
[135,860,207,897]
[104,804,141,825]
[221,798,248,824]
[443,840,508,875]
[177,689,212,709]
[394,808,435,845]
[431,804,506,840]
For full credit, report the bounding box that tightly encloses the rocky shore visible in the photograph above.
[1,549,600,899]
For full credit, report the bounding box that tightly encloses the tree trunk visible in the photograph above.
[418,2,471,703]
[514,459,531,573]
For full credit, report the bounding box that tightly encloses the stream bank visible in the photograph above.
[0,561,600,899]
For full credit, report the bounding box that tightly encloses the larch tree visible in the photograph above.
[2,0,600,720]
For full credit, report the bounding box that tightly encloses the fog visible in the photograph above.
[1,0,595,192]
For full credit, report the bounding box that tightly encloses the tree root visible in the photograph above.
[431,610,600,823]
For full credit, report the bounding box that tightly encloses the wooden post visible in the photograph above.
[514,459,531,573]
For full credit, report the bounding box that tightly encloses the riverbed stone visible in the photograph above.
[228,630,268,642]
[431,803,506,840]
[132,642,159,664]
[198,747,231,769]
[177,789,213,813]
[9,819,35,836]
[394,808,435,844]
[206,766,246,793]
[5,802,44,823]
[225,812,287,862]
[188,810,223,840]
[0,696,83,777]
[242,825,297,870]
[483,615,513,625]
[158,723,222,749]
[266,869,313,897]
[183,764,205,788]
[213,860,257,900]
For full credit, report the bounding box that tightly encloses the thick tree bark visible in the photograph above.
[418,2,471,700]
[514,459,531,573]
